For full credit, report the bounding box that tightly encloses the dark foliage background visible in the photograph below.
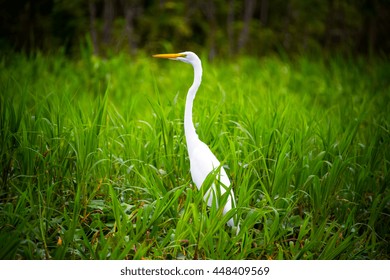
[1,0,389,58]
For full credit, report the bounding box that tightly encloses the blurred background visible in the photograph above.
[1,0,389,58]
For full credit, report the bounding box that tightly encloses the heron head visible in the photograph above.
[153,51,199,65]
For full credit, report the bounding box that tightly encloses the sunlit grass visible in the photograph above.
[0,52,389,259]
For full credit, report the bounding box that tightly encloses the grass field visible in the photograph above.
[0,51,389,259]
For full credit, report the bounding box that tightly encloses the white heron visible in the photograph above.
[153,51,239,232]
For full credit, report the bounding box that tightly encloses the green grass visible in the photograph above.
[0,51,389,259]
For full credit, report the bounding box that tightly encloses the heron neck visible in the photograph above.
[184,60,202,151]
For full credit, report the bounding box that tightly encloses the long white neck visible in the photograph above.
[184,57,202,152]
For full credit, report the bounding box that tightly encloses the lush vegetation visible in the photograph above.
[2,0,389,57]
[0,51,389,259]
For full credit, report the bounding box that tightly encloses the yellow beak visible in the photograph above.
[152,53,186,59]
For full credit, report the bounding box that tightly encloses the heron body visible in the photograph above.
[153,51,238,230]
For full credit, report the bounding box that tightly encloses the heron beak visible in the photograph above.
[152,53,186,59]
